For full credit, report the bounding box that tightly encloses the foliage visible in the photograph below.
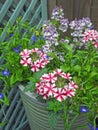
[0,7,98,130]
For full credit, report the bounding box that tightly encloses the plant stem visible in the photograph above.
[63,101,69,130]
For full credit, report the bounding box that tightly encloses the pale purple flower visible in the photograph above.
[42,22,59,46]
[82,17,92,28]
[51,6,64,21]
[42,45,52,53]
[59,18,69,32]
[69,18,93,38]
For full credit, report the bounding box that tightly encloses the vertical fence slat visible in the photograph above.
[41,0,48,20]
[47,0,56,18]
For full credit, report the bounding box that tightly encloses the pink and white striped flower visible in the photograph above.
[54,88,67,102]
[20,49,31,58]
[41,73,57,83]
[64,86,76,97]
[42,93,49,99]
[31,62,39,72]
[36,59,49,68]
[68,81,78,90]
[20,58,31,66]
[43,82,57,97]
[61,72,72,80]
[36,69,78,102]
[54,69,63,76]
[31,48,42,53]
[36,82,46,95]
[93,41,98,48]
[40,53,48,59]
[83,30,98,42]
[20,48,49,72]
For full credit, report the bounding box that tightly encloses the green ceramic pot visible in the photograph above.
[19,85,90,130]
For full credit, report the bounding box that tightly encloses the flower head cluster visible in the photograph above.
[42,7,69,61]
[51,6,64,21]
[59,18,69,32]
[83,29,98,48]
[69,18,92,37]
[20,48,49,72]
[36,69,78,102]
[42,21,59,58]
[42,7,95,60]
[42,21,59,46]
[51,6,69,33]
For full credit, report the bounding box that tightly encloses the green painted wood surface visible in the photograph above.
[41,0,48,21]
[0,0,14,22]
[0,86,27,130]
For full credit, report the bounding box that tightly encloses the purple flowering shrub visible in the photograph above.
[0,7,98,130]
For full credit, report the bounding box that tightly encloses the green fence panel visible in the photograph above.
[0,0,47,130]
[0,0,47,42]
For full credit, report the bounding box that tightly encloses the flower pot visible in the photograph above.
[19,85,90,130]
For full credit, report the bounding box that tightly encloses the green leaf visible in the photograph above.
[91,87,98,94]
[48,111,59,130]
[89,71,98,79]
[24,81,36,92]
[63,43,73,52]
[10,72,23,85]
[32,68,48,82]
[10,75,17,85]
[48,52,59,60]
[84,65,91,72]
[47,101,63,112]
[60,64,70,72]
[73,65,81,75]
[2,95,10,106]
[0,121,8,127]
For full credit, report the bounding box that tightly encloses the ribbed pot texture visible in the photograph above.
[19,85,90,130]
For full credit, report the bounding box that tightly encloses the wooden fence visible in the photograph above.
[0,0,47,42]
[47,0,98,29]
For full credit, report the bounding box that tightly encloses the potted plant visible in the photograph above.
[0,7,98,130]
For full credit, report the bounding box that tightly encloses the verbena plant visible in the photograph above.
[0,7,98,130]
